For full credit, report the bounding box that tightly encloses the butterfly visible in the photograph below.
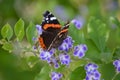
[38,10,69,51]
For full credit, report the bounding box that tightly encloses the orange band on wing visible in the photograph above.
[59,29,68,34]
[39,37,46,49]
[43,24,61,30]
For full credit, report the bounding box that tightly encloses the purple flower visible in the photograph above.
[58,36,74,52]
[85,63,101,80]
[59,53,71,66]
[86,70,101,80]
[39,49,55,63]
[50,57,60,69]
[36,24,42,35]
[113,59,120,72]
[51,72,63,80]
[73,44,87,58]
[85,63,98,74]
[71,16,85,29]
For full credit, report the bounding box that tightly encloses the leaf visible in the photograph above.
[35,65,51,80]
[14,18,24,41]
[110,17,120,28]
[87,17,109,52]
[2,42,13,52]
[113,47,120,60]
[26,22,37,45]
[69,66,86,80]
[1,23,13,40]
[100,63,116,80]
[100,51,113,63]
[0,46,41,80]
[69,24,85,44]
[85,39,102,63]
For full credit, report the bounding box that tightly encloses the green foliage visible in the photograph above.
[14,18,25,41]
[2,42,13,52]
[100,63,116,80]
[70,66,86,80]
[1,23,13,40]
[26,22,37,45]
[35,65,51,80]
[113,47,120,60]
[0,46,42,80]
[110,17,120,28]
[88,17,109,52]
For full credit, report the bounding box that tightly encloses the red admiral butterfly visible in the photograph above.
[39,10,69,51]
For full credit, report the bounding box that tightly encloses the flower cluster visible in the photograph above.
[58,36,73,52]
[51,72,63,80]
[73,44,87,58]
[85,63,101,80]
[113,59,120,73]
[59,53,71,66]
[39,49,55,63]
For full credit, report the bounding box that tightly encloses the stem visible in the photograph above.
[112,72,119,80]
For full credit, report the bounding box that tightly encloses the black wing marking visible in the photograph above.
[41,10,60,27]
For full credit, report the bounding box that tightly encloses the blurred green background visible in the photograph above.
[0,0,120,80]
[0,0,120,27]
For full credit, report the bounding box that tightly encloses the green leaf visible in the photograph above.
[100,51,113,63]
[69,66,86,80]
[1,23,13,40]
[0,46,41,80]
[2,42,13,52]
[14,18,24,41]
[113,47,120,60]
[110,17,120,28]
[26,22,37,45]
[87,17,109,52]
[69,24,85,44]
[100,63,116,80]
[85,39,102,63]
[35,65,50,80]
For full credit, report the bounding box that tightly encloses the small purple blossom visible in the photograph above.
[85,63,98,74]
[85,63,101,80]
[73,44,87,58]
[113,59,120,72]
[59,53,71,66]
[36,24,42,35]
[71,16,85,29]
[50,57,60,69]
[58,36,74,52]
[86,70,101,80]
[39,49,55,63]
[51,72,63,80]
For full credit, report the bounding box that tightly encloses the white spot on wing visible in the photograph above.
[46,18,49,20]
[50,17,56,21]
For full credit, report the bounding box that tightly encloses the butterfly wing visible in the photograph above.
[41,10,61,33]
[39,11,61,50]
[47,22,70,51]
